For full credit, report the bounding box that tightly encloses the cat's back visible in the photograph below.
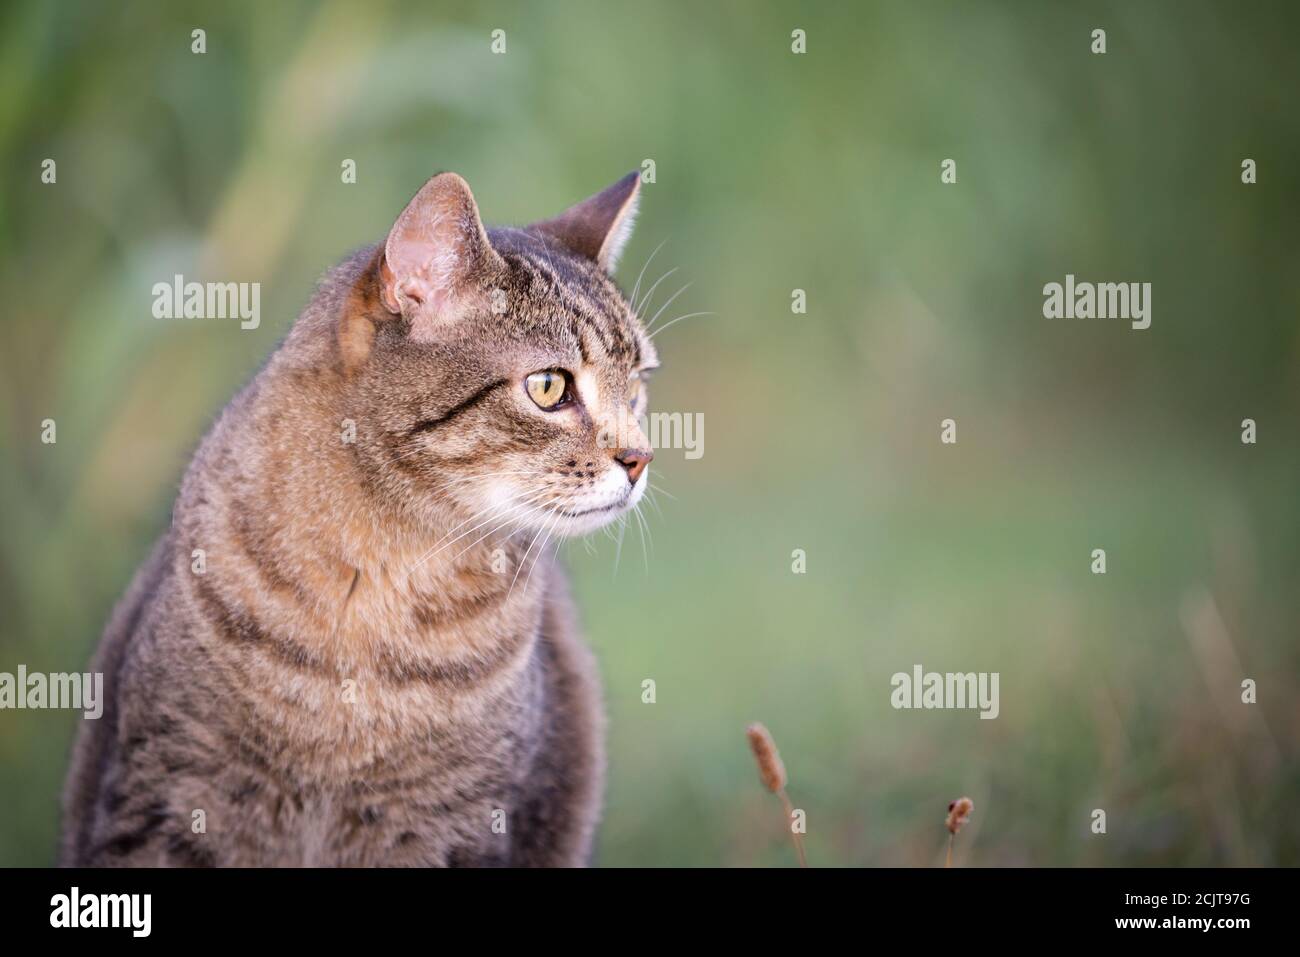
[59,532,175,865]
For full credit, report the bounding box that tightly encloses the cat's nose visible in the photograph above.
[614,447,653,484]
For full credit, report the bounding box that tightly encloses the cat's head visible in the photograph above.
[341,171,658,539]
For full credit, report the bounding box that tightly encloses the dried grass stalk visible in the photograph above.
[945,796,974,867]
[746,722,806,867]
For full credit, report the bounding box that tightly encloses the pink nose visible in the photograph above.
[614,447,653,484]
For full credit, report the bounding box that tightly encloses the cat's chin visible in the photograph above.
[532,477,647,538]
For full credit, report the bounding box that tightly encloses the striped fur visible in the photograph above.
[61,173,656,866]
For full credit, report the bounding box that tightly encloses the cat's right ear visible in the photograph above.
[378,173,503,340]
[529,171,641,274]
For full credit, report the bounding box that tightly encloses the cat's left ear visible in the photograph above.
[529,171,640,274]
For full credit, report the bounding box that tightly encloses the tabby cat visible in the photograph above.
[60,171,656,866]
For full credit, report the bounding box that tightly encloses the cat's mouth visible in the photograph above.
[480,469,647,540]
[555,500,626,518]
[534,475,645,537]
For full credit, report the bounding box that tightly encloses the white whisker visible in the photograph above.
[647,311,714,341]
[636,266,679,317]
[612,513,629,577]
[509,509,558,600]
[520,521,560,598]
[649,481,676,501]
[645,282,692,333]
[407,490,549,576]
[446,500,545,566]
[628,238,667,308]
[633,503,650,574]
[643,486,666,520]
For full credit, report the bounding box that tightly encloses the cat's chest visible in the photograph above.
[198,552,548,765]
[238,631,546,777]
[234,766,523,866]
[207,651,547,866]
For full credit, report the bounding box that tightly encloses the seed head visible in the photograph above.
[946,796,974,835]
[746,722,787,793]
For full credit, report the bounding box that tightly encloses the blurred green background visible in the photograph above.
[2,0,1297,867]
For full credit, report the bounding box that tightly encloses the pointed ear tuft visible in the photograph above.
[380,173,502,338]
[529,171,641,273]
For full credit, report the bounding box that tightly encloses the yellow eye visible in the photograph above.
[526,371,568,409]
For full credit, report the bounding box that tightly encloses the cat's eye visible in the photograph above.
[525,370,570,410]
[628,374,648,412]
